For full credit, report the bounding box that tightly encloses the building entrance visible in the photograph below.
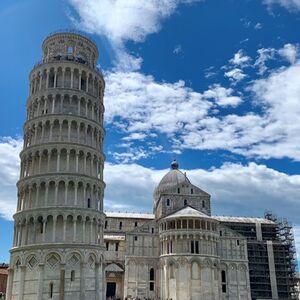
[106,282,116,298]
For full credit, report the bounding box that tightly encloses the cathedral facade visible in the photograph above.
[7,32,298,300]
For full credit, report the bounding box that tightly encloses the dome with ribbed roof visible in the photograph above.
[154,160,190,201]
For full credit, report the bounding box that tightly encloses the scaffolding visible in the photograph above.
[220,212,299,300]
[265,211,299,300]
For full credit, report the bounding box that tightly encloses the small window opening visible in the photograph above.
[71,270,75,282]
[237,240,240,246]
[119,221,122,230]
[184,199,187,206]
[135,221,138,227]
[134,236,138,241]
[40,220,43,234]
[150,267,155,288]
[220,230,223,237]
[221,270,227,293]
[115,242,119,252]
[106,242,109,251]
[49,283,54,298]
[191,240,195,253]
[151,228,154,234]
[202,200,205,208]
[195,241,199,254]
[105,221,107,229]
[167,198,170,206]
[87,198,91,208]
[150,282,154,291]
[191,188,194,194]
[177,188,180,194]
[150,268,155,281]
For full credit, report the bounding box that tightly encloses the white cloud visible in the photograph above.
[0,137,23,220]
[203,84,242,107]
[263,0,300,10]
[254,47,276,74]
[229,50,251,67]
[278,43,298,63]
[69,0,201,71]
[104,57,300,161]
[122,132,147,141]
[254,43,298,74]
[294,226,300,262]
[104,71,244,149]
[69,0,201,44]
[104,162,300,226]
[104,71,213,135]
[224,68,247,83]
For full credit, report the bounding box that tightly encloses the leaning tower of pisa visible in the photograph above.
[6,31,106,300]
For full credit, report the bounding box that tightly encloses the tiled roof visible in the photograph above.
[214,216,275,224]
[105,211,275,224]
[164,206,212,220]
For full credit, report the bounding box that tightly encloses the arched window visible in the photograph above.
[71,270,75,282]
[221,270,227,293]
[149,268,155,291]
[49,283,54,298]
[87,198,91,208]
[166,198,170,206]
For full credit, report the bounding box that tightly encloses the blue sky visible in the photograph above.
[0,0,300,265]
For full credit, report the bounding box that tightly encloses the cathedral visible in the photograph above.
[6,31,298,300]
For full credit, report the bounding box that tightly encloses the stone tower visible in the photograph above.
[6,31,106,300]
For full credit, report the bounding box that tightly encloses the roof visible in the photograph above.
[105,212,274,224]
[154,161,190,201]
[105,212,155,219]
[214,216,275,224]
[105,263,124,273]
[164,206,213,220]
[104,234,125,241]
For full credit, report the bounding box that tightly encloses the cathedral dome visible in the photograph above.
[154,160,190,199]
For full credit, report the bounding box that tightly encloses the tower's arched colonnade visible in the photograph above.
[7,31,106,300]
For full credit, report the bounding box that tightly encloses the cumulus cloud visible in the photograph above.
[103,57,300,161]
[278,43,298,63]
[104,71,244,148]
[0,137,23,220]
[224,68,247,83]
[263,0,300,10]
[254,43,298,74]
[229,50,251,67]
[69,0,201,70]
[104,161,300,225]
[203,84,242,107]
